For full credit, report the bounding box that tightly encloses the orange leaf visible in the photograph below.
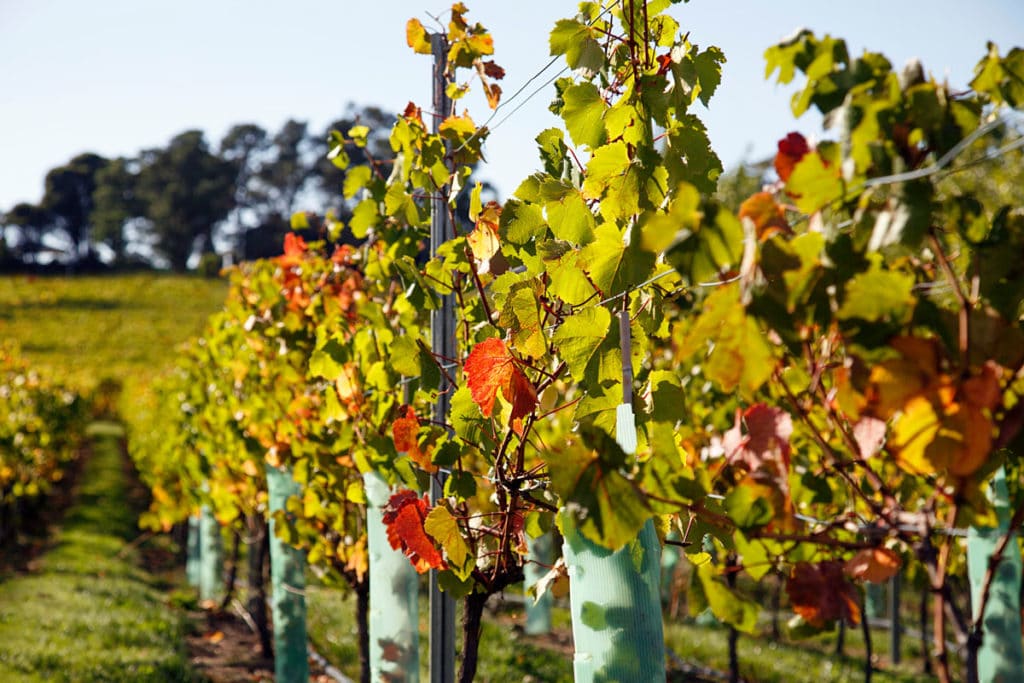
[787,561,861,627]
[963,361,1003,411]
[484,82,502,109]
[392,405,419,452]
[382,490,444,573]
[464,337,538,420]
[402,102,424,128]
[278,232,307,267]
[739,192,790,240]
[844,548,901,584]
[774,132,810,182]
[656,53,672,76]
[392,406,436,473]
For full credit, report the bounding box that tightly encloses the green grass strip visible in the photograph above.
[0,425,198,682]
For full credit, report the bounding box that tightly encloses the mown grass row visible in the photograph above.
[0,423,198,682]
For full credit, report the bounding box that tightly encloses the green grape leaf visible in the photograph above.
[582,141,641,221]
[665,202,743,285]
[561,82,607,149]
[552,307,612,382]
[309,338,347,380]
[786,152,843,214]
[541,180,596,245]
[342,166,372,200]
[389,335,421,377]
[544,248,596,306]
[548,429,653,550]
[697,563,760,634]
[734,532,774,581]
[679,284,774,397]
[549,19,604,73]
[500,198,546,245]
[349,197,381,239]
[836,253,916,323]
[583,222,657,297]
[724,483,775,529]
[443,470,477,501]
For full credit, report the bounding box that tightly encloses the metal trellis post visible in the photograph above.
[889,571,901,664]
[429,30,457,683]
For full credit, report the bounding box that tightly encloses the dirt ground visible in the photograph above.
[187,608,337,683]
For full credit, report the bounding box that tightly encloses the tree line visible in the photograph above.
[0,106,395,272]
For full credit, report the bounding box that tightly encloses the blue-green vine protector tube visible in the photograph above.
[186,513,201,588]
[561,516,666,682]
[524,531,554,635]
[363,472,420,682]
[198,505,223,602]
[967,467,1024,683]
[266,464,309,683]
[864,582,884,620]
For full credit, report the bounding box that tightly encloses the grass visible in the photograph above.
[0,272,226,395]
[0,424,198,682]
[664,620,936,683]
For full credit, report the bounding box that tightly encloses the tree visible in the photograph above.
[2,202,52,264]
[219,123,271,249]
[135,130,236,271]
[91,157,142,263]
[258,119,318,219]
[40,152,108,262]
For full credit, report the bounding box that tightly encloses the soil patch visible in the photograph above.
[187,609,338,683]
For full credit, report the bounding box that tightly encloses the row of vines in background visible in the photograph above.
[0,346,92,547]
[130,2,1024,682]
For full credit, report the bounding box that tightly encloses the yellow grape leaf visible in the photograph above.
[867,358,928,418]
[466,201,502,270]
[892,396,992,477]
[406,18,432,54]
[423,505,473,580]
[344,535,369,583]
[241,459,260,478]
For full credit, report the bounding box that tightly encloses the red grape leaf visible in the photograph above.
[506,365,538,422]
[722,404,792,485]
[774,132,810,182]
[382,490,444,574]
[464,337,537,421]
[787,561,861,627]
[482,60,505,80]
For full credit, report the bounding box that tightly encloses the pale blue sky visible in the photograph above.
[1,1,1022,211]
